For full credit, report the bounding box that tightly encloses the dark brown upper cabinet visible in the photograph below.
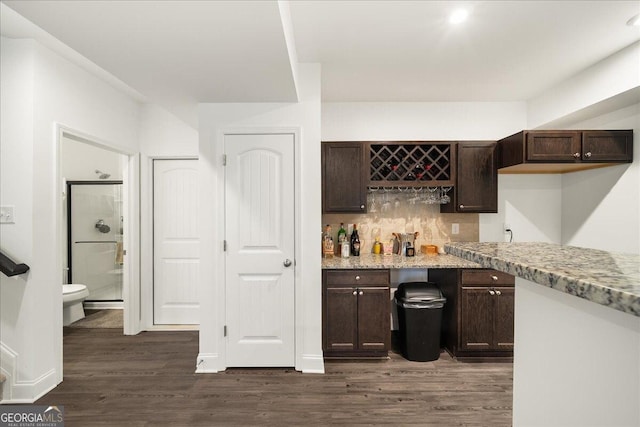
[322,142,367,213]
[441,141,497,213]
[499,130,633,173]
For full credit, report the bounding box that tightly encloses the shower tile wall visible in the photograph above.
[322,191,479,253]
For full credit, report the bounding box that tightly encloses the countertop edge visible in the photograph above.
[445,244,640,317]
[320,253,483,270]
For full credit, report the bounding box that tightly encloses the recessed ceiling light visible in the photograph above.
[627,13,640,26]
[449,8,469,25]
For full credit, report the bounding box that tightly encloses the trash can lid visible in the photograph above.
[395,282,444,302]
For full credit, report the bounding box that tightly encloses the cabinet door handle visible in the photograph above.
[359,290,364,296]
[491,275,498,281]
[355,275,360,281]
[584,151,592,158]
[352,290,357,296]
[573,152,580,158]
[489,289,496,295]
[495,290,502,296]
[459,204,464,209]
[360,204,365,210]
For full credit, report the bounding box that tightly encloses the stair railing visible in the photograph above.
[0,250,30,277]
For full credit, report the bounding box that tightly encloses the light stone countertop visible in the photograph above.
[445,242,640,317]
[321,253,482,270]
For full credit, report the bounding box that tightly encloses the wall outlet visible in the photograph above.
[0,206,15,224]
[452,223,459,235]
[504,223,511,232]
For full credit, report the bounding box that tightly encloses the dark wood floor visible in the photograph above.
[37,328,513,426]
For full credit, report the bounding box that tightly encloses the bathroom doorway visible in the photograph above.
[60,132,129,330]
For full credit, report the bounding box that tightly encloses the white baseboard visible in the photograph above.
[84,301,123,310]
[195,353,221,373]
[145,324,199,331]
[0,343,59,403]
[300,353,325,374]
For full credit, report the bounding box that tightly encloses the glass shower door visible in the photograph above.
[68,182,123,301]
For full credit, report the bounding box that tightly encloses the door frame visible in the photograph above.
[213,127,302,371]
[140,156,199,331]
[55,124,141,383]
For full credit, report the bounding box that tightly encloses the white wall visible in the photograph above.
[527,41,640,129]
[138,104,198,157]
[197,63,322,373]
[0,37,140,403]
[61,135,124,181]
[322,102,526,141]
[481,174,562,243]
[513,278,640,426]
[0,37,36,403]
[560,104,640,253]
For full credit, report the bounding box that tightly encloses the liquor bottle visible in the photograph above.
[323,225,334,258]
[337,223,347,244]
[337,222,347,256]
[350,224,361,256]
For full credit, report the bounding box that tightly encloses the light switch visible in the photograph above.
[451,223,459,235]
[0,206,15,224]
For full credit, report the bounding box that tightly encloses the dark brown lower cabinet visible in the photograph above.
[430,268,515,360]
[323,269,390,358]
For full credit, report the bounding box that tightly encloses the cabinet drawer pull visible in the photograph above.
[359,290,364,296]
[489,289,496,295]
[459,204,464,209]
[491,275,498,281]
[584,151,592,158]
[495,290,502,296]
[352,290,357,295]
[355,275,360,281]
[573,152,580,158]
[360,204,365,210]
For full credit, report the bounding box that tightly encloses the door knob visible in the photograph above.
[283,259,292,267]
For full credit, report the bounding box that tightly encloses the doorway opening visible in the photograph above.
[60,132,129,331]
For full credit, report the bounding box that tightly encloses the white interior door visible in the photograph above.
[153,159,199,324]
[225,133,295,367]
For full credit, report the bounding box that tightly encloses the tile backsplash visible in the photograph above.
[322,191,478,254]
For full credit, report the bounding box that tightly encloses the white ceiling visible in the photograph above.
[2,0,639,128]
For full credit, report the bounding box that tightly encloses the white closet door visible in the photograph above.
[153,159,199,325]
[225,133,295,367]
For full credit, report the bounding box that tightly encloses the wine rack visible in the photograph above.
[367,142,455,187]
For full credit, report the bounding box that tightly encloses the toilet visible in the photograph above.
[63,284,89,326]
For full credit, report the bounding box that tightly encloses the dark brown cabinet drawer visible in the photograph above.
[324,269,390,286]
[461,269,514,286]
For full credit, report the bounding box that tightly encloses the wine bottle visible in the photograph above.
[350,224,361,256]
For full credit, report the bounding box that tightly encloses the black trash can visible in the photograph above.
[395,282,446,362]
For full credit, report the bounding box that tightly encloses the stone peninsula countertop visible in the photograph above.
[445,242,640,317]
[321,253,482,270]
